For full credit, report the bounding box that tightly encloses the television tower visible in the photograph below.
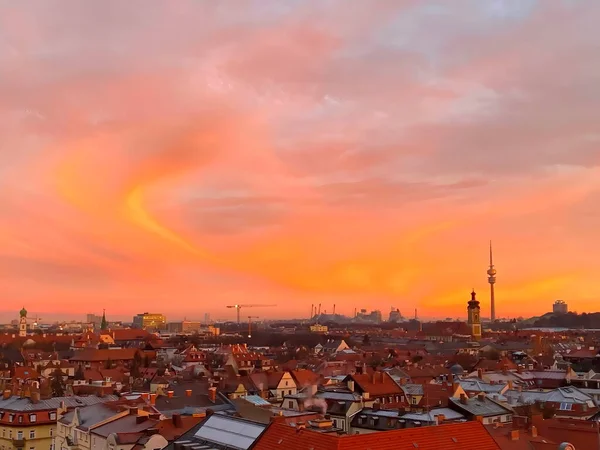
[487,241,497,322]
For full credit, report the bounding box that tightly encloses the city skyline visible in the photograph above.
[1,1,600,321]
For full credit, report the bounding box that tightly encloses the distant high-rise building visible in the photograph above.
[132,312,166,330]
[204,313,211,324]
[553,300,568,314]
[487,241,497,322]
[388,308,403,323]
[467,290,481,341]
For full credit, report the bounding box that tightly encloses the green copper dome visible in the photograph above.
[19,306,27,318]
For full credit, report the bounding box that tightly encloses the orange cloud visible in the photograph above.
[0,1,599,322]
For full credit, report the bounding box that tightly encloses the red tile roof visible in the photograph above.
[253,421,501,450]
[349,372,403,397]
[70,348,139,362]
[291,369,320,388]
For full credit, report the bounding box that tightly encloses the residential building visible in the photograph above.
[0,394,117,450]
[449,393,513,425]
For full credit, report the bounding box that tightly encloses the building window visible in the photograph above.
[18,415,23,423]
[559,402,573,411]
[411,397,417,405]
[288,401,294,409]
[50,429,53,437]
[17,431,24,440]
[30,430,36,439]
[50,412,56,420]
[8,414,14,423]
[30,414,37,423]
[289,390,292,395]
[50,444,55,450]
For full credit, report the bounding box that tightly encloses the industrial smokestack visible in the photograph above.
[318,304,321,315]
[311,304,314,319]
[333,304,336,315]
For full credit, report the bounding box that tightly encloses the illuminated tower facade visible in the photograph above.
[488,241,497,322]
[467,290,481,340]
[19,307,27,337]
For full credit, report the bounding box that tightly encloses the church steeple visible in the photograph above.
[100,309,108,330]
[467,290,481,341]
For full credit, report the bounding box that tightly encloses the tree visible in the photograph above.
[134,350,143,367]
[131,352,142,378]
[51,368,65,397]
[411,355,423,364]
[74,365,85,380]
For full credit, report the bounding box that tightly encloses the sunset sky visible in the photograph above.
[1,1,599,323]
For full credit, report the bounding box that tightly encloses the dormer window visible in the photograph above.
[29,414,37,423]
[50,412,57,420]
[18,415,23,423]
[8,414,14,423]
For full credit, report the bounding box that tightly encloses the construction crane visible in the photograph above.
[226,304,276,324]
[247,316,259,338]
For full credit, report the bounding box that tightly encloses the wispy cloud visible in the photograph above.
[0,0,599,320]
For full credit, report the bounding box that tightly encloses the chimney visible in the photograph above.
[530,425,538,437]
[478,393,485,402]
[400,378,407,386]
[167,390,174,398]
[208,387,217,403]
[507,380,513,390]
[477,369,483,380]
[475,415,483,423]
[3,390,11,400]
[185,389,192,397]
[129,406,139,415]
[460,394,467,405]
[510,430,519,441]
[436,414,445,424]
[172,413,183,428]
[30,391,40,404]
[149,394,157,405]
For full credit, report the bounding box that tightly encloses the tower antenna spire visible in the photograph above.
[487,240,497,322]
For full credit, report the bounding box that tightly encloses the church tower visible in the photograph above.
[101,309,108,330]
[19,307,28,337]
[467,290,481,340]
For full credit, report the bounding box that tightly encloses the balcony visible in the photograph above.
[12,438,26,449]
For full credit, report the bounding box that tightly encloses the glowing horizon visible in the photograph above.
[1,1,599,322]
